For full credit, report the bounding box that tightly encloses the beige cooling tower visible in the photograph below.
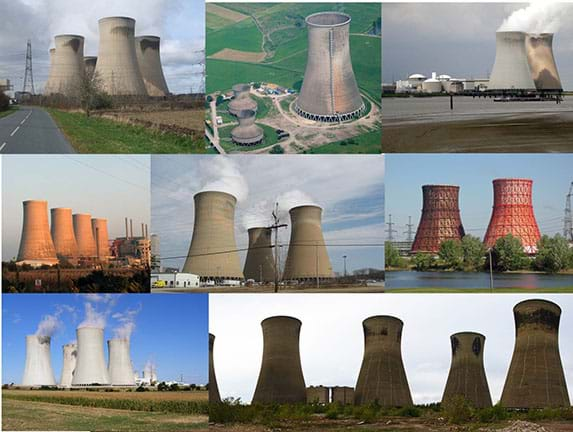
[17,200,58,266]
[135,36,169,96]
[84,56,97,80]
[488,31,536,91]
[45,34,85,96]
[243,227,275,282]
[526,33,563,91]
[72,327,110,386]
[73,213,97,259]
[50,208,78,261]
[91,218,110,262]
[59,343,77,388]
[209,333,222,403]
[228,84,257,115]
[44,48,56,94]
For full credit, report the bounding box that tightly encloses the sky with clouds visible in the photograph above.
[0,0,204,94]
[151,155,384,275]
[210,293,573,405]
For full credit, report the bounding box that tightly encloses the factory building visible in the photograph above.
[243,227,275,282]
[51,208,79,262]
[17,200,59,267]
[228,84,257,115]
[488,31,536,91]
[209,333,222,403]
[135,36,169,96]
[111,218,150,267]
[44,35,85,96]
[21,335,57,386]
[72,327,111,386]
[59,343,77,388]
[231,109,264,146]
[108,338,136,386]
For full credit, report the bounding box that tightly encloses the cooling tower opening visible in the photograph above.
[138,36,160,51]
[306,12,351,27]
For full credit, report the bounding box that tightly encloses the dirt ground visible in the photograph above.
[207,3,249,22]
[210,48,266,63]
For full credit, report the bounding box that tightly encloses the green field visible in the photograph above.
[306,129,381,154]
[0,106,19,119]
[206,17,263,55]
[218,123,278,152]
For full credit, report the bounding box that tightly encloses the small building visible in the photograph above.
[332,386,354,404]
[151,272,200,289]
[306,386,329,404]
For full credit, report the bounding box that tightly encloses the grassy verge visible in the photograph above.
[0,106,19,119]
[306,129,382,154]
[386,287,573,293]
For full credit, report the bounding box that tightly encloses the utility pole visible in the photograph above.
[564,182,573,241]
[270,203,287,293]
[404,216,414,243]
[385,214,397,242]
[343,255,347,277]
[23,39,35,94]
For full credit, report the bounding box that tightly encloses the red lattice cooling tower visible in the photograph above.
[483,179,541,254]
[411,185,465,253]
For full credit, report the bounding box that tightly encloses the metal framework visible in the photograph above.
[23,39,35,94]
[564,182,573,242]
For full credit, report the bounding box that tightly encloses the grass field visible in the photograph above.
[206,17,263,56]
[306,129,381,153]
[0,106,19,118]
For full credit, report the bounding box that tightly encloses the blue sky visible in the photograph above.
[2,293,208,385]
[385,154,572,241]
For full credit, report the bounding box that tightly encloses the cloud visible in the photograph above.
[499,2,573,33]
[78,302,107,329]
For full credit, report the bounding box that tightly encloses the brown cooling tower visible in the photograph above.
[252,316,306,404]
[354,316,413,407]
[282,205,333,281]
[73,213,97,259]
[500,299,570,408]
[411,185,465,253]
[243,227,275,282]
[182,191,243,280]
[209,333,222,403]
[91,218,110,262]
[442,332,492,408]
[50,208,78,261]
[526,33,562,91]
[135,36,169,96]
[483,179,541,254]
[17,200,58,266]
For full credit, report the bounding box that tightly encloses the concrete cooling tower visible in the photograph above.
[95,17,147,96]
[17,200,59,266]
[108,338,135,386]
[59,343,77,388]
[22,335,57,386]
[354,316,413,407]
[44,48,56,94]
[411,185,465,253]
[483,179,541,254]
[73,213,97,259]
[282,205,333,281]
[182,191,244,281]
[526,33,562,91]
[91,218,110,261]
[51,208,78,261]
[44,35,85,96]
[295,12,365,122]
[501,299,570,408]
[72,327,110,386]
[488,31,536,91]
[135,36,169,96]
[252,316,306,404]
[442,332,492,408]
[209,333,222,403]
[243,227,275,282]
[84,56,97,80]
[231,109,264,146]
[228,84,257,115]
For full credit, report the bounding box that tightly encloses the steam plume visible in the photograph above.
[499,2,572,33]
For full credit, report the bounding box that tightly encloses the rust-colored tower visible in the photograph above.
[91,218,110,262]
[442,332,492,408]
[252,316,306,404]
[483,179,541,254]
[50,208,78,262]
[243,227,275,282]
[354,316,413,407]
[73,213,97,259]
[500,299,570,408]
[209,333,222,403]
[17,200,58,266]
[411,185,465,253]
[526,33,562,91]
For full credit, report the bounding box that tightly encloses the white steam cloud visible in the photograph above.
[499,2,573,33]
[241,190,318,229]
[112,304,142,340]
[199,157,249,203]
[78,302,107,329]
[276,190,317,218]
[242,199,273,230]
[35,314,62,337]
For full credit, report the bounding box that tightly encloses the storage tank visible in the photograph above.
[59,343,77,388]
[51,208,78,261]
[209,333,222,403]
[422,78,443,93]
[525,33,562,91]
[243,227,275,282]
[73,213,97,259]
[231,109,264,146]
[17,200,59,266]
[84,56,97,80]
[135,35,169,96]
[108,338,136,386]
[228,84,257,116]
[72,327,110,386]
[91,218,110,262]
[22,335,57,386]
[45,34,85,96]
[488,31,536,91]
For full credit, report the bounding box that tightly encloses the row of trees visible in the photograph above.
[0,90,10,111]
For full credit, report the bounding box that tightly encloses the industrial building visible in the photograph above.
[209,333,222,403]
[135,36,169,96]
[231,109,264,146]
[59,343,77,388]
[21,335,57,386]
[44,34,85,96]
[243,227,275,282]
[110,218,151,267]
[331,386,355,405]
[151,272,199,289]
[228,84,257,115]
[108,338,136,386]
[72,326,111,386]
[306,386,329,404]
[17,200,59,267]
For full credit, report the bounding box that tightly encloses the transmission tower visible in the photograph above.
[564,182,573,242]
[404,216,414,242]
[22,39,35,94]
[385,214,397,242]
[270,203,287,293]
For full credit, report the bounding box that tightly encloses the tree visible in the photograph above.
[438,240,463,270]
[412,252,434,271]
[461,235,487,270]
[0,90,9,111]
[535,234,571,273]
[216,95,225,106]
[490,234,528,272]
[385,242,401,268]
[269,145,284,154]
[78,71,108,117]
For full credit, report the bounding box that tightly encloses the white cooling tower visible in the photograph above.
[488,31,536,91]
[108,338,136,386]
[22,335,57,386]
[59,343,77,388]
[72,327,110,386]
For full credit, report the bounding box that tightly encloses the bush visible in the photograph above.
[535,234,572,273]
[489,234,528,271]
[269,145,284,154]
[476,404,509,423]
[438,240,464,270]
[442,396,473,424]
[397,406,421,417]
[0,91,9,111]
[413,252,435,271]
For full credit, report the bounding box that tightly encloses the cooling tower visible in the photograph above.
[282,205,333,281]
[135,36,169,96]
[72,327,110,386]
[84,56,97,79]
[231,109,264,146]
[17,200,59,266]
[501,300,570,408]
[252,316,306,404]
[295,12,365,122]
[95,17,147,96]
[243,227,275,282]
[182,191,244,280]
[91,218,110,262]
[526,33,562,91]
[73,213,97,259]
[45,35,85,96]
[483,179,541,254]
[59,343,77,388]
[108,338,136,386]
[21,335,57,386]
[209,333,222,403]
[442,332,492,408]
[44,48,56,94]
[51,208,78,261]
[228,84,257,115]
[354,316,413,407]
[488,31,536,91]
[411,185,465,253]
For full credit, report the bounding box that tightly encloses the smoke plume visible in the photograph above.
[276,190,317,218]
[35,314,62,337]
[199,157,249,202]
[242,199,273,230]
[78,302,106,329]
[499,2,572,33]
[112,305,142,340]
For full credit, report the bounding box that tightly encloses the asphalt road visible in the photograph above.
[0,106,74,154]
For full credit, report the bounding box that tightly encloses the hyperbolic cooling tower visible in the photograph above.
[231,109,264,146]
[21,335,57,386]
[442,332,492,408]
[483,179,541,254]
[354,316,413,407]
[91,218,110,261]
[44,35,85,96]
[135,36,169,96]
[228,84,257,115]
[95,17,147,96]
[72,327,110,386]
[84,56,97,79]
[252,316,307,404]
[44,48,56,94]
[411,185,465,253]
[182,191,244,280]
[295,12,365,122]
[209,333,222,403]
[73,213,97,259]
[51,208,78,261]
[243,227,275,282]
[501,299,570,408]
[108,338,136,386]
[282,205,333,280]
[525,33,562,91]
[488,31,536,91]
[17,200,59,266]
[59,343,77,388]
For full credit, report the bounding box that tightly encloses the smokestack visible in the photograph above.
[130,219,133,239]
[51,208,78,261]
[500,299,570,408]
[182,191,244,280]
[135,35,169,96]
[108,338,136,386]
[45,34,85,96]
[73,214,97,259]
[526,33,562,91]
[84,56,97,80]
[72,327,110,386]
[17,200,58,266]
[354,316,413,407]
[243,227,275,282]
[441,332,492,408]
[282,205,333,281]
[22,335,57,386]
[231,109,264,146]
[483,178,541,254]
[209,333,222,403]
[488,31,536,90]
[295,12,365,122]
[59,343,77,388]
[95,17,147,96]
[44,48,56,94]
[252,316,306,404]
[228,84,257,116]
[91,218,110,261]
[411,185,465,253]
[145,224,148,239]
[141,222,145,238]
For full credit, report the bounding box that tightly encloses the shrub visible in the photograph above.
[442,396,473,424]
[0,91,10,111]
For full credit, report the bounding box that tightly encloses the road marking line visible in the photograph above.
[0,142,6,152]
[10,126,20,136]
